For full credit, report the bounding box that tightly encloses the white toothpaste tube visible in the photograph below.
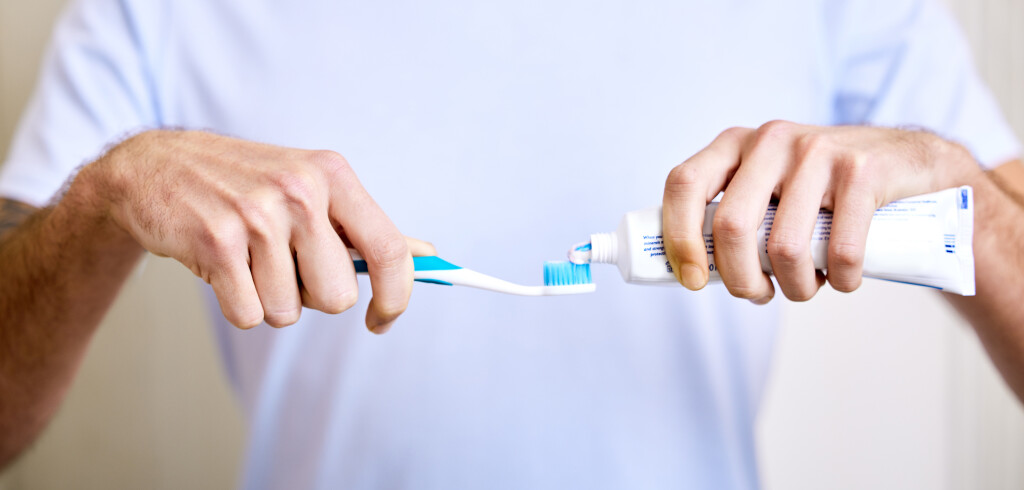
[570,186,975,295]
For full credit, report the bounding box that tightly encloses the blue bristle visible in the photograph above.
[543,261,592,286]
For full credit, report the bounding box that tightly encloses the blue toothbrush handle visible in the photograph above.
[352,255,462,286]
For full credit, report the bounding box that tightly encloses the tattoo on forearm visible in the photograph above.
[0,199,38,242]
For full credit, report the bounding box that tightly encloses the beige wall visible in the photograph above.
[0,0,63,157]
[0,1,1021,489]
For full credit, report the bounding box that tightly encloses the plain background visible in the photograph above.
[0,0,1022,488]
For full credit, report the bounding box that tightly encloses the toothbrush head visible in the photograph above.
[543,261,592,286]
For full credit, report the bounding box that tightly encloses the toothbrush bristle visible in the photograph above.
[543,261,592,286]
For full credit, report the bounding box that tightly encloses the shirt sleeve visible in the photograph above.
[828,0,1021,170]
[0,0,160,207]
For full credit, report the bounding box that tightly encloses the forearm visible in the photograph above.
[945,171,1024,402]
[0,176,142,468]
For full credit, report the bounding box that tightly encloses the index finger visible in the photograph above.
[324,158,413,334]
[663,127,751,290]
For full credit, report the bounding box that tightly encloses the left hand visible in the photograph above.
[662,121,981,303]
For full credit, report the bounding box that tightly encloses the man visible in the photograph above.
[1,0,1022,488]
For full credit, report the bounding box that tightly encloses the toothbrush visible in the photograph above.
[350,252,595,296]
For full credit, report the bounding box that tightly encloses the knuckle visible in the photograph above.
[310,150,352,180]
[767,236,807,265]
[720,126,750,141]
[311,149,349,168]
[839,152,871,182]
[714,126,754,150]
[334,289,360,314]
[706,127,751,158]
[272,170,319,214]
[235,198,276,242]
[198,222,242,265]
[794,132,832,161]
[369,232,410,269]
[755,120,796,144]
[712,211,754,240]
[665,164,702,194]
[829,241,864,270]
[196,225,223,254]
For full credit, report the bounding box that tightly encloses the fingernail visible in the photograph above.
[749,295,772,306]
[680,264,706,290]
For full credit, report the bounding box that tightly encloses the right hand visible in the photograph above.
[78,130,431,333]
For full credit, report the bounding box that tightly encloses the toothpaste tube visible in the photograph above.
[571,186,974,295]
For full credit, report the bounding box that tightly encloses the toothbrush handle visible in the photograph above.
[352,256,461,286]
[352,256,595,296]
[351,257,524,292]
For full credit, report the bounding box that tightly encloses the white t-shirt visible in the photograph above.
[1,0,1018,488]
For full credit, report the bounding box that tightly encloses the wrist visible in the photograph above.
[931,136,985,189]
[56,156,142,255]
